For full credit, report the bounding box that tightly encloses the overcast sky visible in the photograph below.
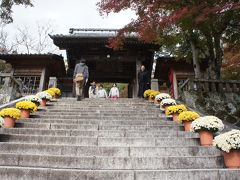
[4,0,135,56]
[6,0,135,34]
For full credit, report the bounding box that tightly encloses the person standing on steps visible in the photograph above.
[138,65,150,98]
[73,58,89,101]
[88,81,98,98]
[97,84,108,98]
[108,83,120,100]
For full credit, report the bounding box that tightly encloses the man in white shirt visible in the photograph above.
[97,84,108,98]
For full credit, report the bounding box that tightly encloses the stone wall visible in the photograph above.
[180,91,240,128]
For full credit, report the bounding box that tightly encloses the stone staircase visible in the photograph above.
[0,98,239,180]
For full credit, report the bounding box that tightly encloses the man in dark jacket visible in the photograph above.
[138,65,150,98]
[73,58,89,101]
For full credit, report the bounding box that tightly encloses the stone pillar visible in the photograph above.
[133,60,141,98]
[172,70,179,99]
[151,79,159,91]
[39,68,46,91]
[48,77,58,88]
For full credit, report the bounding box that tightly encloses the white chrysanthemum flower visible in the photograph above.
[155,93,171,101]
[191,116,224,133]
[36,92,52,100]
[24,95,42,103]
[160,98,176,111]
[213,129,240,153]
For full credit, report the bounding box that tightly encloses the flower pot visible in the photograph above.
[4,117,15,128]
[223,150,240,169]
[183,121,192,131]
[20,109,30,118]
[41,99,47,107]
[172,113,179,122]
[148,96,154,103]
[154,99,160,106]
[199,130,213,146]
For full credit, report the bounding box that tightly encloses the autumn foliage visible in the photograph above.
[97,0,240,49]
[222,45,240,80]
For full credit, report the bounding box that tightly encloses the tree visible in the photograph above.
[15,21,57,54]
[222,44,240,80]
[97,0,240,79]
[0,0,33,23]
[0,21,58,54]
[0,21,18,53]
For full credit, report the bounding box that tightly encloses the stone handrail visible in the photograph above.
[0,97,26,110]
[0,73,22,104]
[180,78,240,93]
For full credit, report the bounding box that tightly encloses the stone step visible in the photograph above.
[0,134,199,147]
[43,109,160,113]
[15,122,99,130]
[46,105,158,109]
[97,137,199,147]
[98,125,182,131]
[29,116,161,121]
[15,123,182,131]
[18,119,180,126]
[1,128,198,138]
[33,112,160,116]
[0,143,220,157]
[31,114,160,119]
[0,167,238,180]
[0,153,223,169]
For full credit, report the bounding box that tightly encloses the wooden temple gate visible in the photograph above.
[51,29,159,97]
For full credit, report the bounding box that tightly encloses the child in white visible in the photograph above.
[88,82,98,98]
[109,83,119,99]
[97,84,108,98]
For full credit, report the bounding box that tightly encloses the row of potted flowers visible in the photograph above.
[0,87,61,129]
[143,89,240,169]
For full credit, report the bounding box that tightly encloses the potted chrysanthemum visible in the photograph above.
[0,108,21,128]
[178,111,200,131]
[44,89,55,98]
[149,91,160,103]
[166,104,187,122]
[24,95,42,106]
[160,98,176,112]
[213,129,240,168]
[16,101,38,118]
[155,93,171,106]
[143,89,154,100]
[36,91,52,106]
[48,87,61,98]
[191,116,224,146]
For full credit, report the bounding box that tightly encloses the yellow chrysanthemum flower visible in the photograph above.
[178,111,200,123]
[150,91,161,100]
[48,88,61,96]
[44,89,55,97]
[166,104,187,115]
[144,89,154,98]
[0,108,21,119]
[16,101,38,112]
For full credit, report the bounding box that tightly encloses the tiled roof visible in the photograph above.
[0,53,63,59]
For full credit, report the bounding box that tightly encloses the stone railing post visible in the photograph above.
[48,77,58,88]
[151,79,159,91]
